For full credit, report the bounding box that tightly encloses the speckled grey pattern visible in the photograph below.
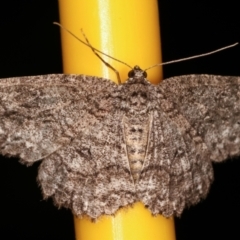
[0,66,240,219]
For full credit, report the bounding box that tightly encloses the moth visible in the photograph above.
[1,63,240,219]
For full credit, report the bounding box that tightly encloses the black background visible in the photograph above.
[0,1,240,240]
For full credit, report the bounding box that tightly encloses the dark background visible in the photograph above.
[0,1,240,240]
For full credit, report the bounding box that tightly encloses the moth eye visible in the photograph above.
[130,128,136,132]
[143,71,147,78]
[128,70,135,78]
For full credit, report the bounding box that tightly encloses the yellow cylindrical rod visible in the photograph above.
[58,0,175,240]
[58,0,162,84]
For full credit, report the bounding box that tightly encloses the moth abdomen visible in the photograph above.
[123,114,150,183]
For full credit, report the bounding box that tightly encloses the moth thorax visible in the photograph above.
[123,115,150,183]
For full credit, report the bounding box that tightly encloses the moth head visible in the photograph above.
[128,66,147,79]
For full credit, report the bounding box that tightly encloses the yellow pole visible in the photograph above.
[58,0,162,84]
[58,0,175,240]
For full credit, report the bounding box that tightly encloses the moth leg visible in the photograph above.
[81,29,121,84]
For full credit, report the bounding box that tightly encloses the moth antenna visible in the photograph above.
[80,29,121,84]
[144,42,239,72]
[53,22,133,77]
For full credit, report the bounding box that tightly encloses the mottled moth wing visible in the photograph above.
[137,107,213,217]
[159,74,240,162]
[38,86,137,219]
[0,74,116,163]
[0,74,136,219]
[138,74,240,217]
